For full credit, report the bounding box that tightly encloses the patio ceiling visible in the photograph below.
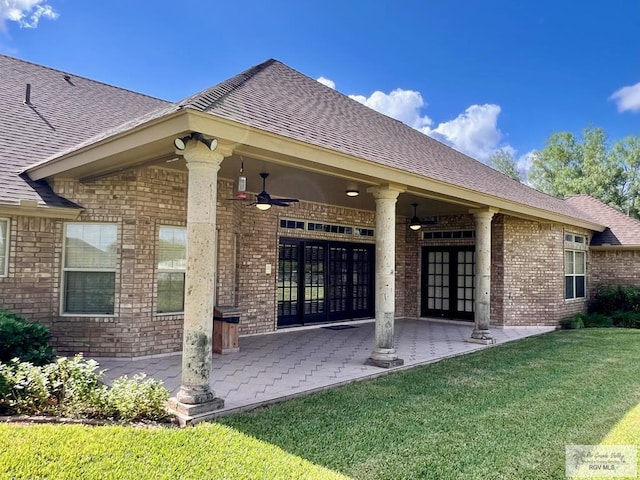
[163,151,475,218]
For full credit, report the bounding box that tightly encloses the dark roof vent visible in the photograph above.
[63,74,74,85]
[24,83,31,105]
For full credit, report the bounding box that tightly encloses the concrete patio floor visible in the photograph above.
[94,319,555,416]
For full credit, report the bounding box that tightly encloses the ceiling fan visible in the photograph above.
[230,173,299,210]
[406,203,437,230]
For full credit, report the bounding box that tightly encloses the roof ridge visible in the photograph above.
[0,53,169,104]
[176,58,277,110]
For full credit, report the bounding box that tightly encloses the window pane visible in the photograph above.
[0,219,7,275]
[575,252,585,275]
[565,276,574,299]
[576,276,585,298]
[65,271,115,314]
[65,224,117,268]
[564,251,574,274]
[157,272,185,313]
[158,227,186,270]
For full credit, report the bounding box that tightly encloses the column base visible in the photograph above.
[468,329,496,345]
[167,397,225,427]
[365,357,405,368]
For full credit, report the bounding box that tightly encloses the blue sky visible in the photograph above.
[1,1,638,175]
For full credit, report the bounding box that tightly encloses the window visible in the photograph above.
[63,224,117,314]
[565,233,586,244]
[0,218,8,277]
[280,219,305,230]
[278,218,371,237]
[564,231,587,300]
[423,230,475,240]
[565,250,586,299]
[157,226,186,313]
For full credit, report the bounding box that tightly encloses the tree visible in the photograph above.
[488,148,522,182]
[609,136,640,218]
[529,127,640,219]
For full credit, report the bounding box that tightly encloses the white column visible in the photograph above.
[174,140,230,408]
[366,185,405,368]
[469,209,497,344]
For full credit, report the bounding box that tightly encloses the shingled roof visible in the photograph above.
[565,195,640,247]
[0,54,168,206]
[1,55,604,229]
[174,59,600,225]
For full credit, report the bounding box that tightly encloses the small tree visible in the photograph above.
[530,127,640,219]
[488,148,522,182]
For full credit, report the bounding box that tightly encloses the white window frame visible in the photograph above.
[0,218,9,277]
[156,226,186,314]
[564,232,588,301]
[61,222,118,316]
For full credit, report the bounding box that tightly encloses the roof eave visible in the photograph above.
[189,111,606,231]
[17,106,607,232]
[0,202,82,220]
[589,244,640,251]
[24,109,193,181]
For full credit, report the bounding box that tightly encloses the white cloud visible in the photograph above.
[424,104,504,161]
[610,82,640,113]
[516,150,537,184]
[325,78,511,163]
[317,76,336,89]
[349,88,433,130]
[0,1,58,31]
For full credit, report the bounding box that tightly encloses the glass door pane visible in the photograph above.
[352,247,372,316]
[457,250,475,313]
[304,244,326,319]
[329,247,348,314]
[277,242,299,326]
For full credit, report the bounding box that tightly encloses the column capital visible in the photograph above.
[470,207,499,220]
[177,141,233,170]
[367,184,406,200]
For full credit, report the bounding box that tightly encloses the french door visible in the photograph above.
[277,239,374,327]
[421,246,475,320]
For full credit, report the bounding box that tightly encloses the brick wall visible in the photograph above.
[0,216,58,324]
[2,167,391,356]
[589,250,640,292]
[498,216,589,325]
[402,222,420,318]
[491,214,505,325]
[56,167,234,357]
[4,164,602,357]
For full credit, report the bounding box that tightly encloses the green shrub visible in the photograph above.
[0,355,104,416]
[612,311,640,329]
[591,285,640,315]
[582,313,613,328]
[559,315,584,329]
[0,310,55,365]
[104,374,169,422]
[0,355,169,422]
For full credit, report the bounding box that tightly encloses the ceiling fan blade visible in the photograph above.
[271,199,294,207]
[271,198,299,203]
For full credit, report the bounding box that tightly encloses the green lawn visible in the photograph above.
[1,329,639,479]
